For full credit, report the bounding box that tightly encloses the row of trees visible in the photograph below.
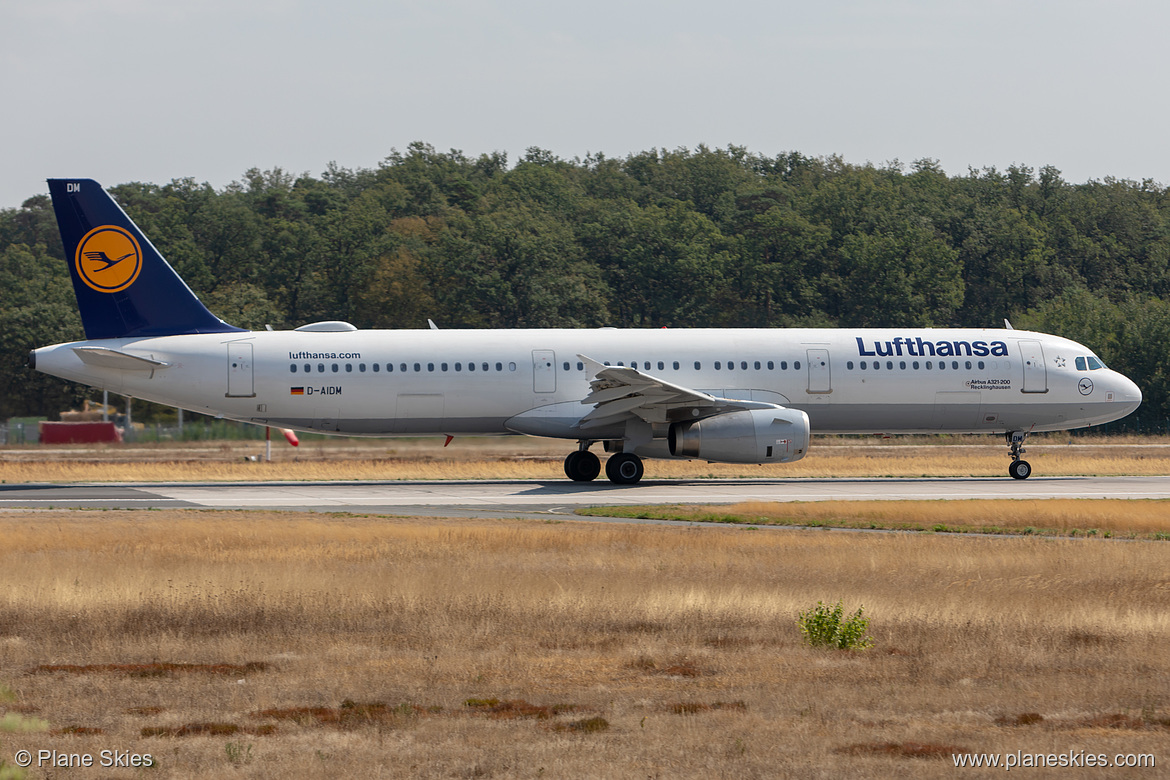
[2,143,1168,424]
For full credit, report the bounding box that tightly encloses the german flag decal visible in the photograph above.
[290,387,305,395]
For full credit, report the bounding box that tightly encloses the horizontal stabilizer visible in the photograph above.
[72,347,170,371]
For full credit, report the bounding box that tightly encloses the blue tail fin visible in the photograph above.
[47,178,245,340]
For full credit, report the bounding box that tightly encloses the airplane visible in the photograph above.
[30,179,1143,484]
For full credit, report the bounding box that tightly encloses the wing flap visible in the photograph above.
[574,353,779,430]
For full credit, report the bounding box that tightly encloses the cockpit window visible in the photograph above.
[1077,356,1106,371]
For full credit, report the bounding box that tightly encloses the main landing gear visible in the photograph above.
[605,452,644,484]
[564,448,601,482]
[563,443,644,484]
[1007,430,1031,480]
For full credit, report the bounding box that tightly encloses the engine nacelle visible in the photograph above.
[668,407,810,464]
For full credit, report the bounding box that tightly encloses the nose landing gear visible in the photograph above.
[1007,430,1031,479]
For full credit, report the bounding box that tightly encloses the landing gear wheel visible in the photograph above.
[564,450,601,482]
[605,452,644,485]
[1006,430,1032,480]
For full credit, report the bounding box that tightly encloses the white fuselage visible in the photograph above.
[32,326,1142,447]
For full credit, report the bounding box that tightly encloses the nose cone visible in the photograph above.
[1114,372,1143,417]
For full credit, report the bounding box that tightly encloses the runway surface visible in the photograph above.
[1,475,1168,520]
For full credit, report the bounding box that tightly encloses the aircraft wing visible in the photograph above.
[575,354,780,429]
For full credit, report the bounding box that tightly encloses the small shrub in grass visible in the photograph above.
[797,600,873,650]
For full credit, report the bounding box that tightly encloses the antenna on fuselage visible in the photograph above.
[1004,319,1015,330]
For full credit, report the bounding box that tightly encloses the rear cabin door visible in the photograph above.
[226,342,255,398]
[1019,339,1048,393]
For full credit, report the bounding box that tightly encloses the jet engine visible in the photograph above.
[668,407,810,464]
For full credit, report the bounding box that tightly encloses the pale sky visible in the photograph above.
[3,0,1168,209]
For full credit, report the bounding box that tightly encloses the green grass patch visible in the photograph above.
[576,500,1170,540]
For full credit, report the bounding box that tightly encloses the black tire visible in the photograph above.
[605,452,644,485]
[564,450,600,482]
[576,450,600,481]
[1009,460,1032,480]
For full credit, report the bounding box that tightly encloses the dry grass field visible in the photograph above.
[3,433,1170,482]
[1,510,1168,778]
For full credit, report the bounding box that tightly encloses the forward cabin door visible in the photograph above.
[226,342,255,398]
[1019,339,1048,393]
[533,350,556,393]
[806,349,831,394]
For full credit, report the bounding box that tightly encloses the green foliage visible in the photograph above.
[2,145,1167,422]
[0,705,47,780]
[797,600,873,650]
[224,741,253,765]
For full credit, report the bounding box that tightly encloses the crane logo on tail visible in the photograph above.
[75,225,142,293]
